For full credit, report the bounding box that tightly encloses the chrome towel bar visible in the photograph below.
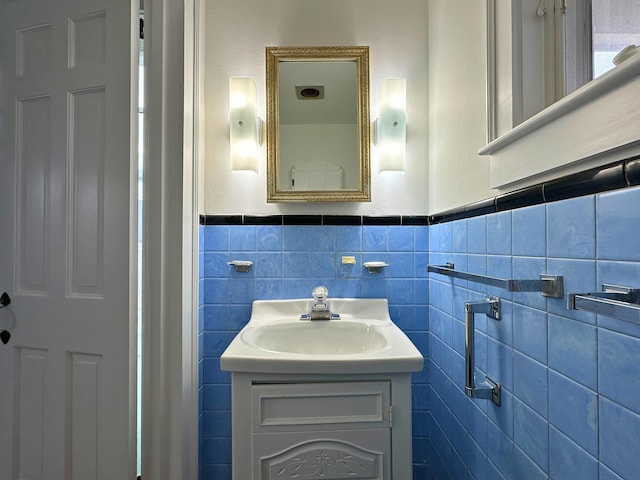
[568,284,640,324]
[465,297,502,406]
[427,263,564,298]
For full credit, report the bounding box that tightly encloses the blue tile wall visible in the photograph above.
[427,186,640,480]
[198,223,430,479]
[198,185,640,480]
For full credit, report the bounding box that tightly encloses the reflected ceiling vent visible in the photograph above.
[295,85,324,100]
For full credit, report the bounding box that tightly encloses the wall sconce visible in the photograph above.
[375,78,407,172]
[229,77,263,172]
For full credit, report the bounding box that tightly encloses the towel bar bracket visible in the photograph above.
[466,376,501,406]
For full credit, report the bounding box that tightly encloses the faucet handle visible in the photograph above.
[312,285,328,303]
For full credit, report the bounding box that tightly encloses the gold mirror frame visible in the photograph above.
[266,46,371,202]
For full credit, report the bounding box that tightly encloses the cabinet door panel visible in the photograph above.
[252,381,391,432]
[254,430,390,480]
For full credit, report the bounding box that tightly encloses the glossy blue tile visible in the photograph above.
[361,277,387,298]
[202,384,231,410]
[599,464,625,480]
[512,256,547,310]
[549,427,598,480]
[488,337,514,392]
[203,278,229,305]
[429,307,452,344]
[467,254,487,294]
[513,304,547,363]
[308,251,335,278]
[307,225,336,252]
[467,398,488,450]
[202,331,235,357]
[388,225,414,252]
[548,313,597,389]
[514,400,548,473]
[487,211,512,255]
[256,278,285,300]
[486,255,512,300]
[547,195,595,259]
[512,204,546,257]
[488,389,514,439]
[599,329,640,415]
[467,437,489,480]
[201,464,231,480]
[362,226,388,252]
[229,225,256,251]
[486,297,513,346]
[597,186,640,261]
[201,437,232,464]
[228,278,255,304]
[256,225,282,251]
[429,222,452,253]
[335,226,362,251]
[452,220,467,253]
[599,397,640,480]
[513,352,548,418]
[282,252,309,277]
[387,279,415,305]
[388,252,414,277]
[414,252,430,278]
[204,225,229,251]
[429,278,453,316]
[282,226,309,251]
[488,418,514,479]
[202,411,231,437]
[414,225,429,252]
[254,252,282,278]
[467,216,487,254]
[203,252,231,278]
[332,279,361,297]
[548,371,598,456]
[546,258,596,324]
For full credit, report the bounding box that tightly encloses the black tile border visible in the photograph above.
[199,214,429,226]
[429,155,640,225]
[200,156,640,227]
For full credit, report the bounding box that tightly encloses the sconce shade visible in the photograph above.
[377,78,406,172]
[229,77,260,172]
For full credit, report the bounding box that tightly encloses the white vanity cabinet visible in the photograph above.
[231,372,414,480]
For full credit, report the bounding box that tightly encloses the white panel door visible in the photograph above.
[0,0,136,478]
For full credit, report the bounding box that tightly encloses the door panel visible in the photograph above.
[0,1,135,478]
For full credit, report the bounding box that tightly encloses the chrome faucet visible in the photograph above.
[301,286,340,320]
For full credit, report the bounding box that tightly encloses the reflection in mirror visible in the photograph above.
[266,46,370,202]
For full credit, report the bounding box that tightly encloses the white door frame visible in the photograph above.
[141,0,199,478]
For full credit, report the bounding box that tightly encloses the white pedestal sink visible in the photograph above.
[221,298,423,374]
[220,298,424,480]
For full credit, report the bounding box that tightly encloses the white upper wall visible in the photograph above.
[427,0,497,213]
[201,0,429,215]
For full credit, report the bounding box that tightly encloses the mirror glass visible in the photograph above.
[266,46,370,202]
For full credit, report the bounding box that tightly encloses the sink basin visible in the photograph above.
[221,298,424,374]
[241,321,388,354]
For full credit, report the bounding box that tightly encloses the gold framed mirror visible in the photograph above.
[266,46,371,202]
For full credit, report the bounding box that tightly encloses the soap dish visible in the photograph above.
[228,260,253,273]
[363,261,389,274]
